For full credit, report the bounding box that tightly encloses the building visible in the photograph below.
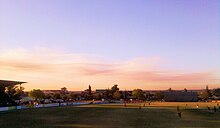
[164,91,198,102]
[42,90,61,94]
[0,80,27,107]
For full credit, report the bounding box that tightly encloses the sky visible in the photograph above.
[0,0,219,91]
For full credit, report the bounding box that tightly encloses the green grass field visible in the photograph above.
[0,102,220,128]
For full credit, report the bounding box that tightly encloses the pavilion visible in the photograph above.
[0,80,27,88]
[0,80,27,107]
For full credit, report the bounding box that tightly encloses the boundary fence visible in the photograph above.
[0,101,109,112]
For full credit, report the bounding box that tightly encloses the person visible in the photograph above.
[139,105,141,109]
[143,104,145,107]
[207,106,210,111]
[149,102,151,106]
[186,104,187,106]
[196,104,199,109]
[178,111,181,118]
[214,106,217,112]
[124,102,126,107]
[177,105,180,111]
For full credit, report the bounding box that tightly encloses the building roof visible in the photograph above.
[0,80,27,87]
[164,91,198,102]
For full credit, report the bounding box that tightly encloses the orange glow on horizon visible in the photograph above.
[0,49,219,91]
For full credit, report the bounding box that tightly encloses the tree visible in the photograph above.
[154,92,164,100]
[88,85,92,96]
[132,89,145,100]
[168,88,173,92]
[61,94,68,101]
[200,91,211,100]
[52,93,61,100]
[13,86,25,100]
[93,92,101,100]
[144,92,151,100]
[103,89,112,100]
[84,85,92,100]
[111,84,119,93]
[61,87,68,95]
[199,85,212,100]
[5,85,25,101]
[212,88,220,97]
[45,93,52,99]
[113,91,122,100]
[0,85,18,106]
[68,92,78,100]
[28,89,45,100]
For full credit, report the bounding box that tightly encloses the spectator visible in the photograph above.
[196,104,199,109]
[207,106,210,111]
[177,105,180,111]
[214,106,217,112]
[177,111,181,118]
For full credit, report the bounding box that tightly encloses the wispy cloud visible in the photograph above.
[0,48,218,90]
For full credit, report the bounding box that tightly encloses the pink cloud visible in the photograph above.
[0,48,218,90]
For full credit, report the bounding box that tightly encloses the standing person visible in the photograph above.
[177,111,182,118]
[124,102,126,107]
[196,104,199,109]
[207,106,210,111]
[139,105,141,109]
[214,106,217,112]
[186,104,187,106]
[177,105,180,111]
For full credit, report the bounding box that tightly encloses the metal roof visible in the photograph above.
[0,80,27,87]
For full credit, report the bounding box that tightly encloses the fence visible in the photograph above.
[0,101,109,112]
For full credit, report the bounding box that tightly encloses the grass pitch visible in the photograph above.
[0,102,220,128]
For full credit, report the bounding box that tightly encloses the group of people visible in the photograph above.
[207,103,219,112]
[123,102,150,109]
[177,106,181,118]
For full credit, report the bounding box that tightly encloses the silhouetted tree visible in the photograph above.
[154,92,164,100]
[84,85,93,100]
[168,88,173,92]
[0,85,22,106]
[200,85,212,100]
[113,90,122,100]
[88,85,92,96]
[212,88,220,97]
[111,84,119,93]
[45,93,52,99]
[110,84,120,99]
[68,92,78,101]
[103,89,112,100]
[5,86,25,101]
[52,92,61,100]
[28,89,45,100]
[93,92,101,100]
[61,87,68,95]
[132,89,145,100]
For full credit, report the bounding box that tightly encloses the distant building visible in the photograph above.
[96,89,108,93]
[42,90,61,94]
[164,91,198,102]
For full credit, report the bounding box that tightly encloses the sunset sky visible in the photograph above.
[0,0,219,91]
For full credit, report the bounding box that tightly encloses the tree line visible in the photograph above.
[28,85,220,102]
[1,84,220,107]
